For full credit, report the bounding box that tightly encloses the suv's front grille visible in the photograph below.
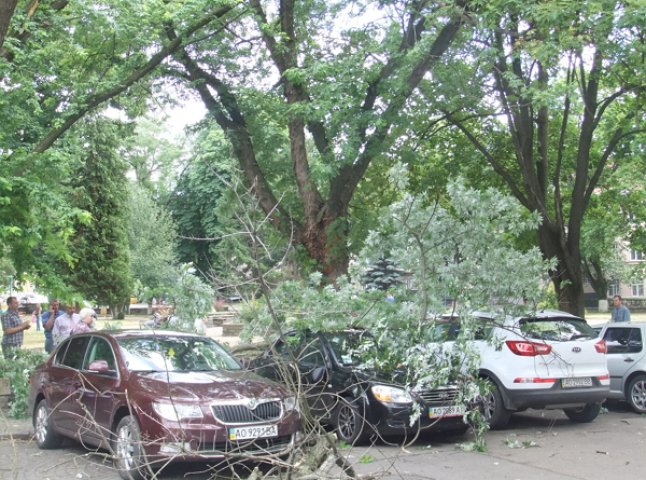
[418,388,460,405]
[212,401,282,425]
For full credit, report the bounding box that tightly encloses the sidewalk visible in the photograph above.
[0,414,32,441]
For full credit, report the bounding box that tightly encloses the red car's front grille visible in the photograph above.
[198,435,293,455]
[212,401,282,424]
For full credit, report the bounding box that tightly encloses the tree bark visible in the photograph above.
[538,222,585,316]
[583,258,608,302]
[0,0,18,53]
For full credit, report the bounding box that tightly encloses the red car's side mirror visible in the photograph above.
[87,360,110,372]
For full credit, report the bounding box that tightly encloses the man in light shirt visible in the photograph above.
[610,295,631,322]
[52,303,78,346]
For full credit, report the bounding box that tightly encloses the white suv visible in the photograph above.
[440,310,609,429]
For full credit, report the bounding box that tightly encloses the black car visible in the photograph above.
[239,329,467,444]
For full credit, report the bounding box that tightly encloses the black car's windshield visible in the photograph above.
[119,336,241,372]
[326,331,376,367]
[519,317,595,341]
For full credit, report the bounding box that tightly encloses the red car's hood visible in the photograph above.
[130,369,287,401]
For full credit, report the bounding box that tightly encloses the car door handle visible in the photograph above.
[624,357,635,362]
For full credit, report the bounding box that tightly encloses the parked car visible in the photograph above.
[437,310,609,429]
[599,322,646,413]
[28,330,301,480]
[236,329,468,445]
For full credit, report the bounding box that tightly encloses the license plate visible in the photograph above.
[228,424,278,441]
[429,405,465,418]
[561,377,592,388]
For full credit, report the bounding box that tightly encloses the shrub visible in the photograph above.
[0,349,47,418]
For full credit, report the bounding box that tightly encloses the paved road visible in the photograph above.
[1,403,645,480]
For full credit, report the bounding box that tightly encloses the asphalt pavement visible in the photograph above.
[2,403,646,480]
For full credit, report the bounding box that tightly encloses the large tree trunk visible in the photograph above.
[583,258,608,302]
[538,223,585,316]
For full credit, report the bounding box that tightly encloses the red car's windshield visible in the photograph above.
[118,337,241,372]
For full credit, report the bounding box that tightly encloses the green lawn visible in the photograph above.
[15,310,646,353]
[21,315,146,352]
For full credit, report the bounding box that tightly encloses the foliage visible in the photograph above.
[128,184,178,302]
[160,0,470,281]
[582,150,646,298]
[0,349,46,418]
[167,263,214,332]
[59,118,132,313]
[241,175,550,450]
[164,126,234,278]
[122,115,186,196]
[421,0,646,314]
[362,257,401,292]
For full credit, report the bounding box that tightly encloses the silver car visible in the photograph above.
[600,322,646,413]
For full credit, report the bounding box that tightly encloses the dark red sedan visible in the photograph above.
[28,330,302,480]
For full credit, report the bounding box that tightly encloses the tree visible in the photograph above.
[165,125,234,276]
[163,1,470,281]
[362,256,401,291]
[0,1,234,282]
[435,0,645,315]
[63,118,132,317]
[128,185,178,303]
[122,115,186,195]
[581,151,646,301]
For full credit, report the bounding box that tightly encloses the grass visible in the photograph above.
[17,310,646,353]
[22,315,146,352]
[584,310,646,326]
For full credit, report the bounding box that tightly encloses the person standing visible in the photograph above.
[1,296,31,358]
[42,299,63,353]
[611,295,631,322]
[72,307,96,334]
[52,303,77,347]
[32,303,42,331]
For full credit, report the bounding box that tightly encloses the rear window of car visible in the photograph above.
[118,336,241,372]
[518,317,596,341]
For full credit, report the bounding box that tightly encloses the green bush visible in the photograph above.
[0,349,47,418]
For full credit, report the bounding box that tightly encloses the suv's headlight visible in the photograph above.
[153,402,204,421]
[371,385,413,405]
[284,396,299,412]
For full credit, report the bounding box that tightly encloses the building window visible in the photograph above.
[608,280,619,298]
[630,250,644,261]
[631,280,645,298]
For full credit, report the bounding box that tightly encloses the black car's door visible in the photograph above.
[292,335,335,418]
[45,336,91,435]
[252,333,332,417]
[76,336,120,448]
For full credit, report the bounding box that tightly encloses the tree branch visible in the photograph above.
[447,114,533,210]
[29,5,234,155]
[0,0,69,62]
[171,39,300,239]
[332,5,467,210]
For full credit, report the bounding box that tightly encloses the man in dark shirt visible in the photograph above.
[1,296,31,358]
[41,298,63,353]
